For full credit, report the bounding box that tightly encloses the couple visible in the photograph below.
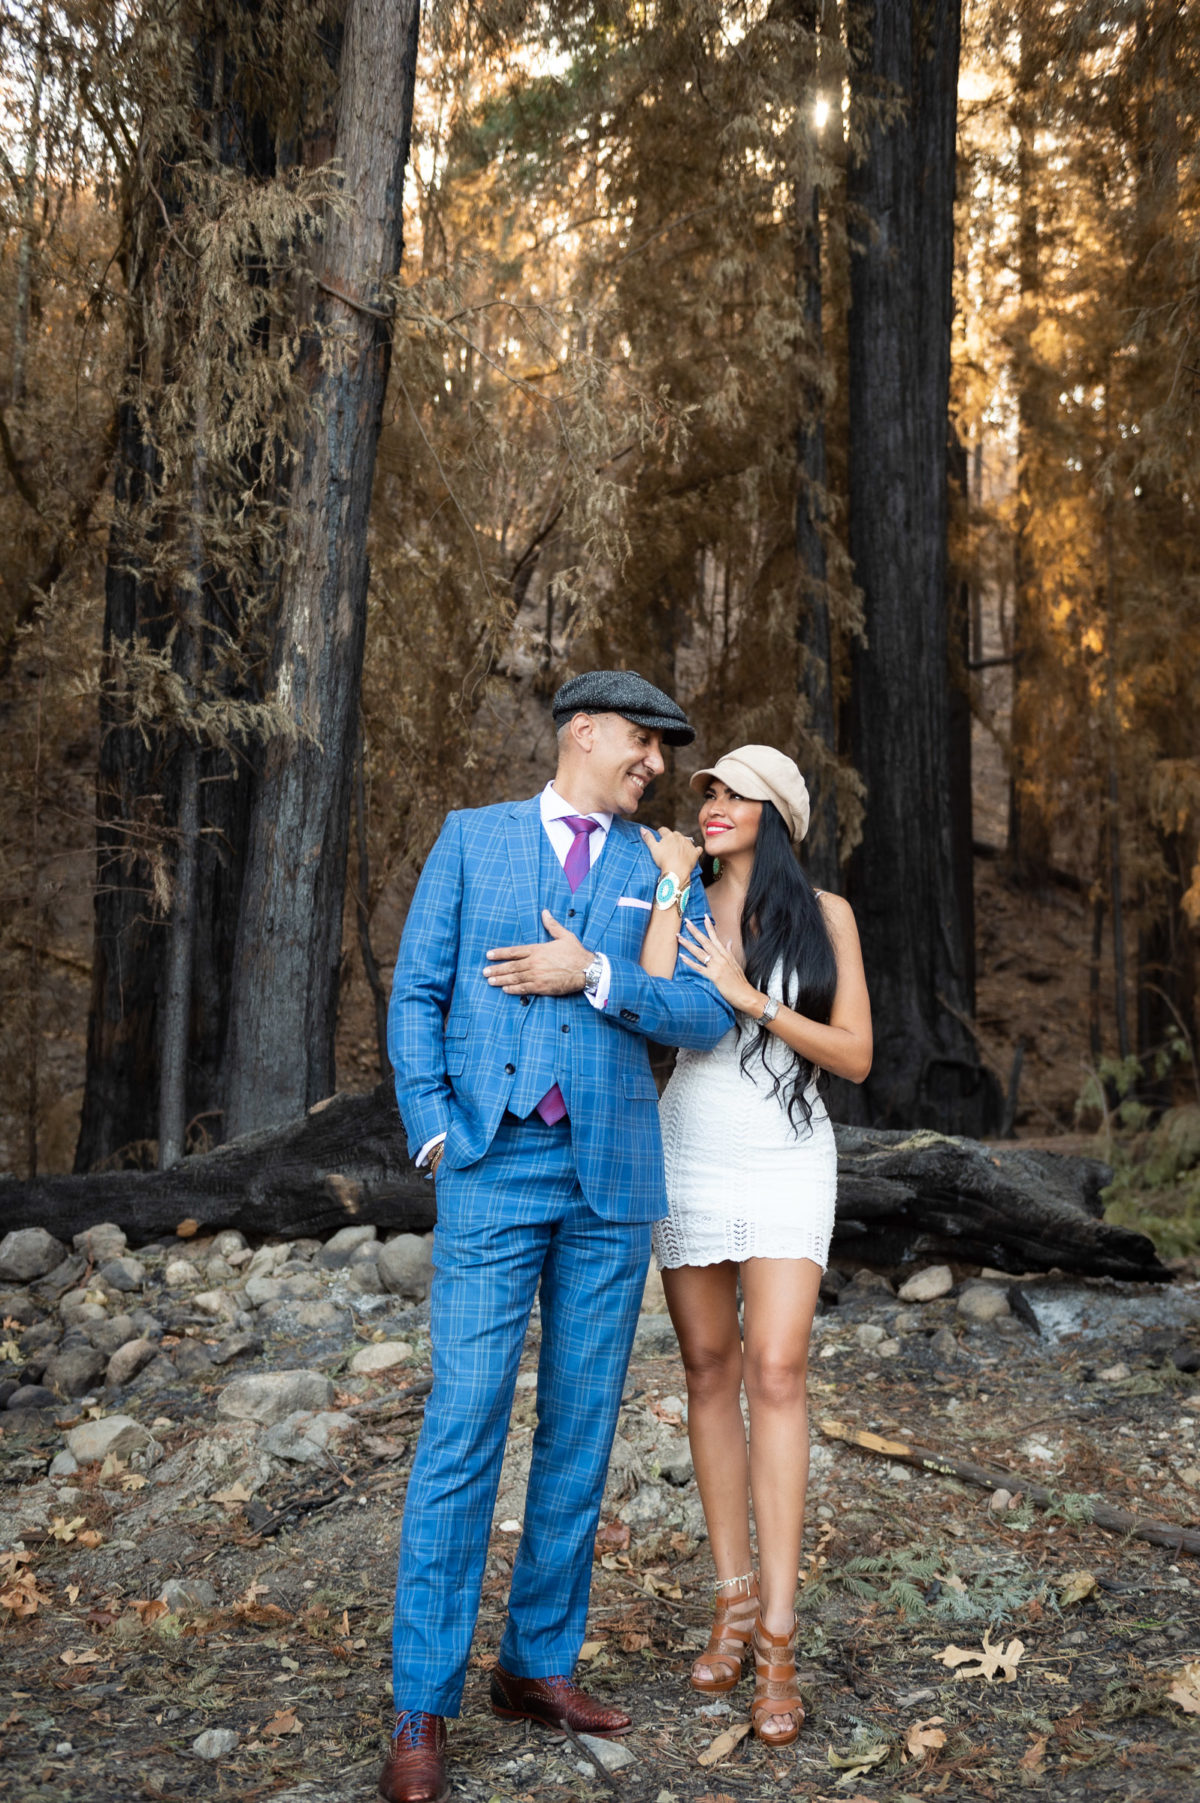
[380,671,872,1802]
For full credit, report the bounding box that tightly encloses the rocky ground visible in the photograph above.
[1,1221,1200,1803]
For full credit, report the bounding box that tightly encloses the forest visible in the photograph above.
[1,0,1199,1251]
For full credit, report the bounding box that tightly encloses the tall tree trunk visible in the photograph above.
[223,0,422,1136]
[841,0,996,1132]
[75,12,280,1171]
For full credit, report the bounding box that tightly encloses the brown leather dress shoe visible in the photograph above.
[378,1711,449,1803]
[489,1665,633,1737]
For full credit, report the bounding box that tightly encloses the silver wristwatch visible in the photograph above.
[583,953,604,995]
[759,995,780,1025]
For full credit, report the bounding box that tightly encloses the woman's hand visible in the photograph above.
[677,915,761,1013]
[640,825,701,881]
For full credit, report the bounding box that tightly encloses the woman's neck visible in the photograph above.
[713,848,753,899]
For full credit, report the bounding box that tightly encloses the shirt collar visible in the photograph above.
[541,779,613,833]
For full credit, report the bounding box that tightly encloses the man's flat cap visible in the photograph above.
[551,669,695,746]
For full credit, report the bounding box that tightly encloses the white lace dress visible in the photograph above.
[653,971,837,1271]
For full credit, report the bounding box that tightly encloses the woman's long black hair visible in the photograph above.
[702,796,838,1132]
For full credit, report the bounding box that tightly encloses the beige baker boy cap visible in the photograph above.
[689,745,811,843]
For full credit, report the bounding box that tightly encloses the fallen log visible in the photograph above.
[820,1418,1200,1558]
[0,1088,1169,1281]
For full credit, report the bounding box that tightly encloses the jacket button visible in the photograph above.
[520,995,532,1007]
[568,908,577,918]
[504,1062,516,1075]
[561,1023,570,1034]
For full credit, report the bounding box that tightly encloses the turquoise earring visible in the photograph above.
[712,856,720,877]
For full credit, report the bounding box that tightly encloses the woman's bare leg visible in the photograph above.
[739,1257,823,1735]
[661,1262,752,1682]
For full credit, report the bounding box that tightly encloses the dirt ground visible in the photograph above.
[2,1265,1199,1803]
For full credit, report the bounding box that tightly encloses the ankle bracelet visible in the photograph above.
[713,1570,755,1594]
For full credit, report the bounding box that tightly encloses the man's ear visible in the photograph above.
[569,711,594,756]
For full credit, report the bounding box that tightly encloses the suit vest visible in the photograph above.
[505,825,602,1117]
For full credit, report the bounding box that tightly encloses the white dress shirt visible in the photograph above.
[415,783,615,1165]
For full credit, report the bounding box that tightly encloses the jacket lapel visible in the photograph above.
[505,796,546,944]
[585,818,642,945]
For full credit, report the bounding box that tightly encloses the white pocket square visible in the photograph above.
[617,895,652,910]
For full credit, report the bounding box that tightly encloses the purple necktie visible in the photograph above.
[536,815,598,1124]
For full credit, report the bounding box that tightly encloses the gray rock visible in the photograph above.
[43,1345,106,1398]
[208,1332,262,1367]
[930,1326,961,1358]
[576,1734,637,1774]
[845,1268,896,1297]
[293,1301,346,1329]
[192,1728,239,1760]
[0,1228,67,1283]
[0,1292,40,1325]
[67,1413,153,1464]
[73,1224,128,1264]
[106,1338,158,1388]
[378,1234,435,1300]
[897,1263,955,1304]
[618,1484,665,1530]
[634,1315,678,1353]
[98,1257,145,1294]
[279,1273,324,1301]
[261,1408,353,1465]
[37,1252,88,1298]
[49,1449,79,1477]
[137,1355,178,1390]
[660,1454,694,1487]
[855,1323,887,1350]
[346,1262,386,1297]
[350,1341,413,1376]
[212,1230,248,1260]
[172,1340,216,1379]
[160,1577,218,1612]
[891,1309,926,1337]
[245,1244,289,1280]
[88,1314,138,1358]
[317,1225,378,1269]
[956,1284,1011,1325]
[163,1259,197,1288]
[244,1275,284,1309]
[60,1296,107,1327]
[193,1289,236,1320]
[215,1369,335,1427]
[204,1254,237,1286]
[0,1379,18,1408]
[21,1320,59,1355]
[8,1383,56,1410]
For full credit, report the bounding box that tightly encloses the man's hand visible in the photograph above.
[485,910,591,995]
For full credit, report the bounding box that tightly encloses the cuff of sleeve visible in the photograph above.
[583,953,611,1012]
[416,1131,447,1168]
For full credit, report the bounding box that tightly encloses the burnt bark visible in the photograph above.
[1,1089,1169,1283]
[223,0,422,1137]
[842,0,997,1132]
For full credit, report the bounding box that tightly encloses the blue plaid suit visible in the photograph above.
[388,796,732,1713]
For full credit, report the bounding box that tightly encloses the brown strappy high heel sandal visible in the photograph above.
[690,1574,759,1694]
[750,1614,804,1745]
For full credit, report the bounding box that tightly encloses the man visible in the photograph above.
[380,671,733,1803]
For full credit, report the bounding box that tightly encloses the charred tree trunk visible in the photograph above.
[76,15,280,1171]
[0,1089,1168,1283]
[223,0,423,1137]
[841,0,996,1133]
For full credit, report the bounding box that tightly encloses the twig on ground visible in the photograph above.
[820,1419,1200,1556]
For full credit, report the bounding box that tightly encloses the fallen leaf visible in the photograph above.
[578,1641,606,1661]
[50,1516,87,1544]
[1043,1671,1069,1686]
[904,1716,946,1761]
[65,1585,80,1604]
[1166,1660,1200,1714]
[642,1571,682,1599]
[175,1218,199,1237]
[1020,1733,1048,1770]
[1057,1570,1098,1606]
[934,1630,1025,1683]
[128,1598,169,1625]
[827,1742,889,1777]
[620,1631,651,1652]
[693,1794,738,1803]
[98,1453,126,1483]
[121,1474,148,1492]
[594,1520,631,1552]
[0,1338,22,1362]
[938,1573,968,1593]
[263,1709,302,1737]
[77,1530,104,1549]
[210,1482,252,1507]
[697,1721,751,1766]
[59,1648,101,1666]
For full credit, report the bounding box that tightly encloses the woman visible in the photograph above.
[638,746,871,1746]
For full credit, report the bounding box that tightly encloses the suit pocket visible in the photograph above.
[623,1071,659,1101]
[446,1049,467,1076]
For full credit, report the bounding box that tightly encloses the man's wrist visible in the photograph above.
[582,952,604,995]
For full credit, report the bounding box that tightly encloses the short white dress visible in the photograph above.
[652,965,837,1271]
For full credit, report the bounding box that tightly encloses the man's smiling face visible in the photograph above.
[575,712,665,816]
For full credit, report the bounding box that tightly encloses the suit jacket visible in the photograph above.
[387,795,734,1221]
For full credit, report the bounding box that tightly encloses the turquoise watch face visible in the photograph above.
[655,872,680,910]
[679,883,691,915]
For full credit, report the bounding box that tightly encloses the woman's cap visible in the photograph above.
[689,746,811,842]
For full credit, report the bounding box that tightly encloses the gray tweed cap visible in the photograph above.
[551,669,695,746]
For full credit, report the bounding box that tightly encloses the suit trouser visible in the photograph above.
[390,1116,653,1715]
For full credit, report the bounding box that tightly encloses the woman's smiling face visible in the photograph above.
[697,778,762,857]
